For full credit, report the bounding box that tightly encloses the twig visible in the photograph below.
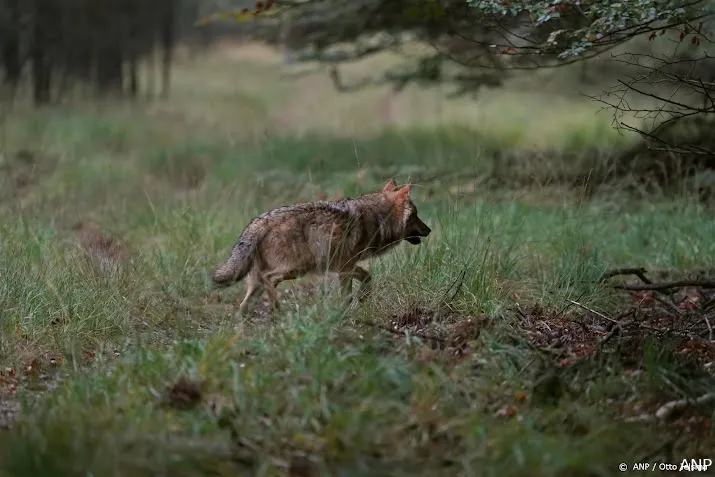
[441,268,467,305]
[514,304,529,320]
[705,316,713,342]
[597,319,636,348]
[637,322,697,341]
[619,122,715,157]
[598,308,636,340]
[702,296,715,311]
[554,289,587,319]
[515,357,536,377]
[568,299,611,322]
[612,308,637,322]
[590,309,637,359]
[615,78,711,116]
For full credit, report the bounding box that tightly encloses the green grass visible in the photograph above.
[0,323,678,477]
[0,44,713,476]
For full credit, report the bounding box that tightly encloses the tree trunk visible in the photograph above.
[2,0,22,95]
[160,0,175,98]
[96,46,124,94]
[129,56,139,97]
[94,0,125,96]
[32,0,57,105]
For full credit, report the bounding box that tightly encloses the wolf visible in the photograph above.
[212,179,431,315]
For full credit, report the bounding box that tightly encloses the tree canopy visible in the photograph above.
[471,0,713,58]
[198,0,713,63]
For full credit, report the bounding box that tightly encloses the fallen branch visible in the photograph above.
[655,393,715,421]
[601,267,692,313]
[612,279,715,291]
[624,393,715,423]
[601,267,715,291]
[600,267,652,284]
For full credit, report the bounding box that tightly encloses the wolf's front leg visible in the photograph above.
[352,266,372,302]
[339,266,371,306]
[339,273,354,306]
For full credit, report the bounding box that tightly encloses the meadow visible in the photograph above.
[0,41,713,476]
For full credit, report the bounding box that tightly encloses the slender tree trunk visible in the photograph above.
[95,0,125,95]
[129,56,139,97]
[32,0,57,105]
[2,0,22,95]
[96,46,124,94]
[160,0,175,98]
[127,0,141,99]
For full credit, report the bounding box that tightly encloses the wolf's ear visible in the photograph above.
[395,183,412,200]
[382,178,398,193]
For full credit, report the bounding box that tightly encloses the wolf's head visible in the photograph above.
[382,179,431,245]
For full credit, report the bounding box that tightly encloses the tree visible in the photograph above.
[471,0,715,157]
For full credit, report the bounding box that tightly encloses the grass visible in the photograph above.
[0,42,713,476]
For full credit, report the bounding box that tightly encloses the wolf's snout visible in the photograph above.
[417,217,431,237]
[405,216,431,245]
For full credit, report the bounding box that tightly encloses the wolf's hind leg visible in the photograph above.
[236,271,264,317]
[262,268,301,311]
[339,273,354,306]
[339,274,353,296]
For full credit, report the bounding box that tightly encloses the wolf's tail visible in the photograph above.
[212,223,263,287]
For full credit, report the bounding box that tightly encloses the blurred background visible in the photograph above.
[0,0,713,195]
